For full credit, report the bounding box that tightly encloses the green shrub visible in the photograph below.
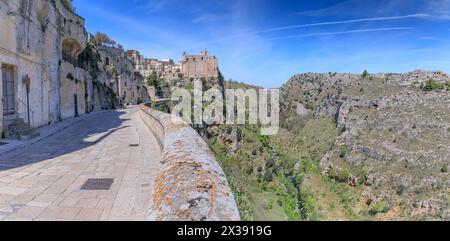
[362,70,369,78]
[266,159,276,168]
[257,134,270,148]
[337,169,350,183]
[265,200,274,210]
[328,203,336,211]
[339,150,348,159]
[329,168,350,183]
[421,79,445,91]
[226,175,254,220]
[226,126,233,135]
[441,165,448,173]
[263,169,274,182]
[236,128,243,142]
[360,167,369,184]
[369,201,389,216]
[61,0,76,12]
[395,185,406,196]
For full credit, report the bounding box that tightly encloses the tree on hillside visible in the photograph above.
[362,70,369,78]
[61,0,75,12]
[146,75,158,86]
[94,32,116,46]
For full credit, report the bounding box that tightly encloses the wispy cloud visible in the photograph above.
[193,14,228,23]
[200,14,429,45]
[295,0,450,20]
[420,37,450,43]
[143,0,172,13]
[269,27,414,40]
[141,0,227,14]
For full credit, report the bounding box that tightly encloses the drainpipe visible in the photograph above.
[23,75,31,125]
[26,84,30,125]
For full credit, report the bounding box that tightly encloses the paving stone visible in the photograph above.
[58,196,80,207]
[96,199,114,209]
[39,206,64,219]
[4,206,46,220]
[0,108,161,221]
[75,198,100,208]
[58,207,82,219]
[0,187,28,196]
[76,208,103,221]
[10,195,35,205]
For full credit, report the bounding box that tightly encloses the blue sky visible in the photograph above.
[74,0,450,88]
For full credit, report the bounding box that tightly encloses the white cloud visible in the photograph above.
[192,14,228,23]
[199,14,428,45]
[295,0,450,19]
[269,27,414,40]
[420,37,450,43]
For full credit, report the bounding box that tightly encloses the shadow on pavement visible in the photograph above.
[0,109,131,171]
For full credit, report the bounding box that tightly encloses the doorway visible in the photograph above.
[74,93,78,117]
[2,65,15,116]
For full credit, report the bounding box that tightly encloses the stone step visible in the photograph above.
[19,132,40,141]
[17,128,36,136]
[8,124,31,132]
[5,118,40,141]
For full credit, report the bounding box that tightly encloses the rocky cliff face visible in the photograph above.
[281,70,449,220]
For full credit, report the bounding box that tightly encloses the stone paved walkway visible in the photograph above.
[0,107,161,221]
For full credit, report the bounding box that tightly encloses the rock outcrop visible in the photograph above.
[281,70,450,220]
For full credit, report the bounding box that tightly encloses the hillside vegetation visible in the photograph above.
[280,70,449,220]
[154,70,449,220]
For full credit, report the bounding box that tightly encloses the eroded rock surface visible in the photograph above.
[281,70,450,220]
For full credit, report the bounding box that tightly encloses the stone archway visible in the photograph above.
[62,38,83,66]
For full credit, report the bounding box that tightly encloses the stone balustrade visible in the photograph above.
[139,104,240,221]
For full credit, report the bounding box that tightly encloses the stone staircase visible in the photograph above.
[5,118,40,141]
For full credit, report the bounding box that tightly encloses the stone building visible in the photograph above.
[0,0,148,140]
[127,49,182,81]
[126,49,145,70]
[0,0,91,139]
[98,46,147,105]
[181,50,219,80]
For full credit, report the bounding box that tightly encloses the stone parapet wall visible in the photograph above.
[139,104,240,221]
